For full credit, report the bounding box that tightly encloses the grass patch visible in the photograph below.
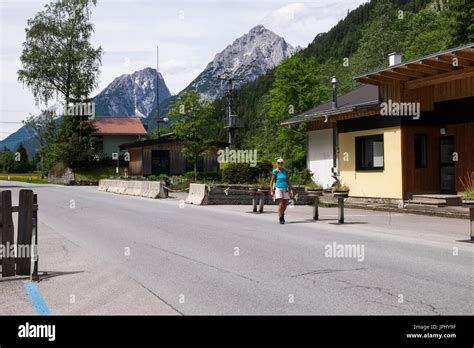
[460,172,474,200]
[74,166,126,181]
[0,172,48,184]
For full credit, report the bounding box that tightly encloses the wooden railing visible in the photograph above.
[0,189,38,278]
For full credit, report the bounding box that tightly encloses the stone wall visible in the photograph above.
[207,185,313,205]
[47,167,75,185]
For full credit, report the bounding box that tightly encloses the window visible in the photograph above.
[414,134,427,168]
[355,135,384,171]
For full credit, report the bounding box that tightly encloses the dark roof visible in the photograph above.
[119,132,228,150]
[281,84,380,125]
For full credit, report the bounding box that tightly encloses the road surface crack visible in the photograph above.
[334,278,443,315]
[292,268,367,278]
[132,278,184,315]
[134,241,260,284]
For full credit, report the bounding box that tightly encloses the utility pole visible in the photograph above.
[156,45,168,134]
[156,45,160,133]
[218,73,242,146]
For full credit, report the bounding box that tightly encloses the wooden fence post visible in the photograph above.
[16,189,34,275]
[0,191,15,277]
[32,194,39,278]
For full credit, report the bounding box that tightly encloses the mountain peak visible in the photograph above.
[184,25,294,100]
[249,24,267,34]
[94,67,171,117]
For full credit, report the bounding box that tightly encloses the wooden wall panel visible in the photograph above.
[402,122,474,196]
[402,125,441,197]
[403,76,474,111]
[449,122,474,192]
[142,148,152,175]
[128,148,143,176]
[133,142,221,175]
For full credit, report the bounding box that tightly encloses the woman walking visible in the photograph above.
[270,158,294,224]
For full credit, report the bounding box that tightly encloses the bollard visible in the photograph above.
[338,197,345,224]
[249,188,258,212]
[470,207,474,241]
[313,196,320,220]
[258,192,265,213]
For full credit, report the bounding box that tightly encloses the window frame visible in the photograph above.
[355,134,385,171]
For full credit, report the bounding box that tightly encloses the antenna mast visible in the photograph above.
[218,72,242,146]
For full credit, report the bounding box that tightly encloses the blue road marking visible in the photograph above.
[23,280,51,315]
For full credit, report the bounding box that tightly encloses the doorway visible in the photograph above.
[151,150,170,175]
[439,136,456,193]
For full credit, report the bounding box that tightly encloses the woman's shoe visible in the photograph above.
[279,216,285,224]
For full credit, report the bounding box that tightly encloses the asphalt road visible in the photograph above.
[1,181,473,315]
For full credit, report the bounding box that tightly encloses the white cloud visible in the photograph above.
[1,0,368,139]
[261,1,368,47]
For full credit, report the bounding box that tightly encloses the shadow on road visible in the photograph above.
[456,239,474,244]
[36,270,85,282]
[328,222,369,225]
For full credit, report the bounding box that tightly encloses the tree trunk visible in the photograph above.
[194,162,197,182]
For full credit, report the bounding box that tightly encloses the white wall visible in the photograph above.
[307,128,334,189]
[103,135,141,157]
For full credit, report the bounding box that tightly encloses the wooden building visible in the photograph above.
[119,133,227,176]
[282,43,474,200]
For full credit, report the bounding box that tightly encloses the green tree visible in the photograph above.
[168,91,216,180]
[403,4,452,59]
[17,0,102,168]
[23,111,57,174]
[0,147,16,173]
[447,0,474,45]
[12,143,30,173]
[267,54,330,168]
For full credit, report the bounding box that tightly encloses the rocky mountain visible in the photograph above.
[2,25,294,153]
[146,25,295,130]
[183,25,295,100]
[0,68,171,154]
[94,67,171,117]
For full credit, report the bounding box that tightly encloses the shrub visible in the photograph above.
[288,168,314,185]
[221,161,273,184]
[197,172,221,181]
[306,181,323,190]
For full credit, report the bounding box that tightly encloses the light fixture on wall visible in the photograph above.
[440,127,447,135]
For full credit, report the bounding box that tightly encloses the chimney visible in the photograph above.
[389,52,402,66]
[331,76,337,110]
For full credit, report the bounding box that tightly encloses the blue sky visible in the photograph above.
[0,0,367,139]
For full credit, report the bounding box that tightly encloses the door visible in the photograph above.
[439,136,456,193]
[151,150,170,175]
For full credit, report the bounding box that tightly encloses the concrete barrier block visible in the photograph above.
[185,183,208,205]
[97,180,166,199]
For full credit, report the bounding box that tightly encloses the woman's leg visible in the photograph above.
[278,199,284,217]
[281,199,288,216]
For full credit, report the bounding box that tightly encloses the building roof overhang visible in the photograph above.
[280,84,380,126]
[354,43,474,89]
[119,132,229,150]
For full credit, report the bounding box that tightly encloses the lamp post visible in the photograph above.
[156,117,169,136]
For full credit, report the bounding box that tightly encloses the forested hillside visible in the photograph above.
[209,0,473,169]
